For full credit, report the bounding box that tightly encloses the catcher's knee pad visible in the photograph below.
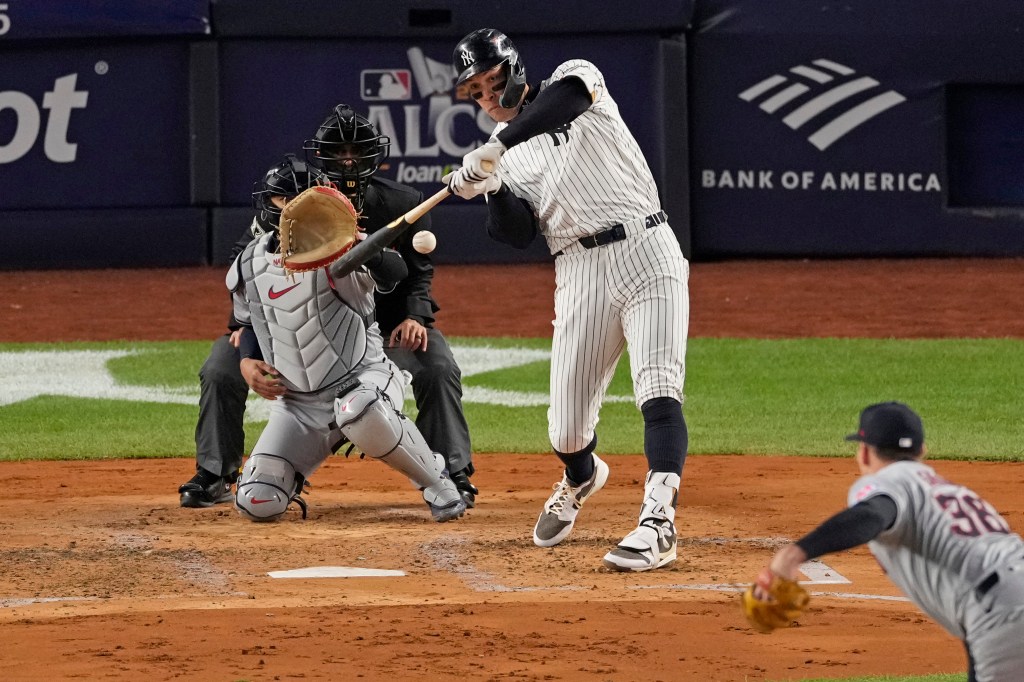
[334,382,454,493]
[235,454,302,522]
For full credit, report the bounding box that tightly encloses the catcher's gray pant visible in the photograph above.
[251,360,404,478]
[194,329,472,477]
[194,334,248,478]
[382,327,472,475]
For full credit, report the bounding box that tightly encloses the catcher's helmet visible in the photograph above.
[304,104,390,210]
[251,154,330,233]
[452,28,526,110]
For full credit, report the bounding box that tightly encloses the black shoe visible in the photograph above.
[178,468,235,508]
[450,468,478,509]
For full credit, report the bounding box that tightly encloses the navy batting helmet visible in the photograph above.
[304,104,390,210]
[251,154,330,233]
[452,28,526,110]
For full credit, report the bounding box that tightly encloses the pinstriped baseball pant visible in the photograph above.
[548,224,688,454]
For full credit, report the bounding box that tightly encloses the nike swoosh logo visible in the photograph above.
[251,498,275,504]
[268,283,300,299]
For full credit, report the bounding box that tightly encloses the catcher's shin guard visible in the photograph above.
[335,383,465,522]
[235,454,306,522]
[603,471,680,571]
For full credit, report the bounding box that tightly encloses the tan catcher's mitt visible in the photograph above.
[279,186,359,274]
[741,575,810,633]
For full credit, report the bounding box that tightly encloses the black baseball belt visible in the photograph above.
[554,211,667,257]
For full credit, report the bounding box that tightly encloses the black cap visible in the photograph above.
[845,402,924,451]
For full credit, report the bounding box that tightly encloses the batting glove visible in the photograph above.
[462,137,506,181]
[443,168,502,200]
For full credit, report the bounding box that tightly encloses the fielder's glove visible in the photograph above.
[740,575,810,633]
[462,137,505,180]
[278,186,360,274]
[442,167,502,200]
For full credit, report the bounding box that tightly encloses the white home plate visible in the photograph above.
[268,566,406,579]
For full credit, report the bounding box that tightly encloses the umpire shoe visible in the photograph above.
[451,467,479,509]
[603,471,680,572]
[178,468,236,508]
[533,454,609,547]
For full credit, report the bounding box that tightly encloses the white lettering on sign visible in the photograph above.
[0,73,89,164]
[702,169,942,193]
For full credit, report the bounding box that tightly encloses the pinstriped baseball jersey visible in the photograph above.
[850,460,1024,639]
[494,60,663,256]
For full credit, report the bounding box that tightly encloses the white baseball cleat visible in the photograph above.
[603,471,680,572]
[533,454,609,547]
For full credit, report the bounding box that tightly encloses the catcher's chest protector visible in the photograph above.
[241,236,370,392]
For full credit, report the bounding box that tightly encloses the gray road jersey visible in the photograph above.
[231,233,385,393]
[849,460,1024,638]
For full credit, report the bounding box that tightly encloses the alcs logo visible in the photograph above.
[0,73,88,164]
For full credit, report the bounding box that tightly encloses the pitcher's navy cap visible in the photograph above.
[845,402,924,451]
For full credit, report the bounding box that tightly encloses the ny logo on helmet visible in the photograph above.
[459,50,475,67]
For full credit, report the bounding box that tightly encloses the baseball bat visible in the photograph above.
[332,160,494,277]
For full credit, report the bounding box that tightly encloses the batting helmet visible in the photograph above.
[251,154,330,233]
[452,28,526,110]
[304,104,390,211]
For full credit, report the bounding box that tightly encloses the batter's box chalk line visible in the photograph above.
[0,596,99,608]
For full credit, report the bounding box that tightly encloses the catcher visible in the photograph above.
[743,402,1024,682]
[228,184,466,523]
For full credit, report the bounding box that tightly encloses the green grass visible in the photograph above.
[687,338,1024,459]
[2,338,1023,461]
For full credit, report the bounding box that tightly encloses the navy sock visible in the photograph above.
[555,436,597,484]
[641,397,687,476]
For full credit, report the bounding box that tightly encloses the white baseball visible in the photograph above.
[412,230,437,254]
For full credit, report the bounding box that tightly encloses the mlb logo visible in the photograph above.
[362,70,412,101]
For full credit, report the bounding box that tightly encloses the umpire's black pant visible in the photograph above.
[193,328,473,478]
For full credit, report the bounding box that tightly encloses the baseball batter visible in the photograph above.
[228,188,466,523]
[446,28,690,571]
[756,402,1024,681]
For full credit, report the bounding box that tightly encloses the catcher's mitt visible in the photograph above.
[279,186,360,274]
[741,575,810,633]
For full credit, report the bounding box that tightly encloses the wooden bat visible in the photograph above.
[332,160,494,277]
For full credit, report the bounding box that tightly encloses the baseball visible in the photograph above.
[412,230,437,254]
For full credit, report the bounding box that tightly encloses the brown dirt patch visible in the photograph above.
[2,258,1023,681]
[5,258,1024,342]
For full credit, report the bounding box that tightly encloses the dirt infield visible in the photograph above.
[3,258,1024,681]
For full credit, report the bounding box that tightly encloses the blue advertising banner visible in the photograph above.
[218,35,665,206]
[210,0,692,38]
[0,43,193,210]
[689,0,1024,257]
[0,1,208,40]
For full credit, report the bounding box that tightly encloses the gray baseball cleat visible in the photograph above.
[422,477,467,522]
[533,454,609,547]
[603,471,680,571]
